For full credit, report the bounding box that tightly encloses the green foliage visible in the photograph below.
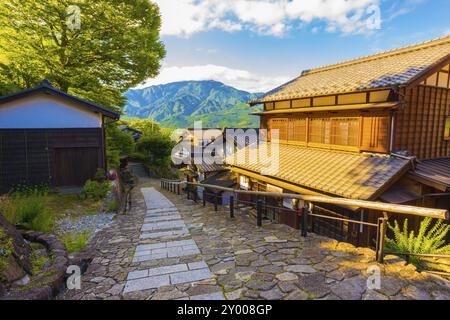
[94,168,106,182]
[0,0,165,109]
[30,252,50,274]
[106,200,119,212]
[106,123,135,169]
[124,118,161,136]
[0,228,14,279]
[124,80,262,128]
[82,180,110,201]
[60,231,91,253]
[135,131,175,167]
[385,218,450,267]
[0,195,53,233]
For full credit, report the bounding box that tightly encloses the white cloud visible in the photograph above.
[154,0,381,37]
[137,64,291,92]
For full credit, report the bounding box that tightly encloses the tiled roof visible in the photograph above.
[410,158,450,191]
[227,143,411,200]
[254,36,450,103]
[195,163,226,173]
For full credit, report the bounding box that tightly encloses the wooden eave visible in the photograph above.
[404,53,450,90]
[250,102,399,116]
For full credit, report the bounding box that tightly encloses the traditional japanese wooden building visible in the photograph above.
[0,80,120,193]
[227,36,450,246]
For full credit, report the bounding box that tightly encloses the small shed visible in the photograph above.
[0,80,120,193]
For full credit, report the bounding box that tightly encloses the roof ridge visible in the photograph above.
[304,35,450,76]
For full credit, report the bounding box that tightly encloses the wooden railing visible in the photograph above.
[160,179,449,264]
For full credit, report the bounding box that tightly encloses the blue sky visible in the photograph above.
[140,0,450,92]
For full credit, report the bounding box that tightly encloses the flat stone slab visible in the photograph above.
[124,264,213,293]
[141,187,175,210]
[170,268,213,285]
[140,228,190,240]
[133,239,201,262]
[141,220,186,232]
[144,214,182,223]
[190,292,225,300]
[147,208,179,215]
[123,274,170,293]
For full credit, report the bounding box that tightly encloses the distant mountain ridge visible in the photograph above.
[124,80,262,128]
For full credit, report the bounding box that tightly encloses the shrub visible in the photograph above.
[385,218,450,268]
[82,180,110,200]
[94,168,106,182]
[106,200,119,212]
[60,231,92,253]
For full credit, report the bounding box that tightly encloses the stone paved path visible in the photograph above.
[122,187,224,299]
[60,164,450,300]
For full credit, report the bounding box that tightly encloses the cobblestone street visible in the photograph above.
[61,165,450,300]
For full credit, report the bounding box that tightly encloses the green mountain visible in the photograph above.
[124,80,262,128]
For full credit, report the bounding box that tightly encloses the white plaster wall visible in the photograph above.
[0,93,102,128]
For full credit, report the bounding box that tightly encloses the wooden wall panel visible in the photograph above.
[394,86,450,159]
[0,128,104,193]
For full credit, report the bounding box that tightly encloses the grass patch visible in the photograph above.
[0,192,103,234]
[106,200,119,212]
[60,231,92,254]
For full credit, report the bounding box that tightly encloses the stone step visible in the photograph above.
[144,214,182,223]
[124,261,213,293]
[141,220,186,232]
[140,228,190,240]
[132,239,201,262]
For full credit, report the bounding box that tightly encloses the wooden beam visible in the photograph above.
[178,180,449,220]
[250,102,399,116]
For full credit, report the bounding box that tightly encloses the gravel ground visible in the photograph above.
[57,213,115,234]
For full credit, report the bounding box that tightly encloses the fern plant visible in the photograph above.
[385,218,450,268]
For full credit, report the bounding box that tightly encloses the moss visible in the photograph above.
[30,252,50,275]
[0,228,14,282]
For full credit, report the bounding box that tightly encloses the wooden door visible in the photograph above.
[54,147,99,187]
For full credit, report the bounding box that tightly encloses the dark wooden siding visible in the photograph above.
[394,85,450,159]
[0,128,104,193]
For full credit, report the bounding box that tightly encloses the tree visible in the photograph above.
[122,118,161,136]
[0,0,165,109]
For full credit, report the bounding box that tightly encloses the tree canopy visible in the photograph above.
[0,0,165,110]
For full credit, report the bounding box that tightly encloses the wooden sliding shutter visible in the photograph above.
[270,118,289,142]
[361,116,390,152]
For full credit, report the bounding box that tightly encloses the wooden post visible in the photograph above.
[214,193,218,211]
[257,198,263,227]
[301,202,309,237]
[376,212,388,263]
[230,195,234,218]
[203,190,206,206]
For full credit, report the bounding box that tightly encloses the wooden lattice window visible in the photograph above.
[330,118,360,147]
[270,118,288,141]
[309,118,330,144]
[288,118,307,142]
[309,117,359,146]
